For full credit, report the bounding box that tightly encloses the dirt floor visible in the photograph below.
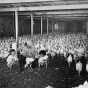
[0,56,88,88]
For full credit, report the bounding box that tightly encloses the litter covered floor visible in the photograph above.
[0,56,88,88]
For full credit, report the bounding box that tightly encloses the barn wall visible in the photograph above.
[19,18,47,35]
[0,16,87,38]
[0,16,14,37]
[52,20,86,33]
[43,19,47,33]
[82,21,87,33]
[53,20,67,33]
[33,18,41,34]
[67,21,78,33]
[19,19,31,35]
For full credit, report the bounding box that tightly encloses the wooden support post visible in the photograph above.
[15,10,18,58]
[41,17,43,36]
[52,18,53,33]
[31,14,33,38]
[47,18,49,35]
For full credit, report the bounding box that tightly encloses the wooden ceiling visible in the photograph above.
[0,0,88,21]
[0,0,88,8]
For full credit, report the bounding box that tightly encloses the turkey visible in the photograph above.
[24,57,34,69]
[60,48,64,55]
[67,54,73,68]
[51,51,55,58]
[73,53,78,64]
[46,86,53,88]
[56,49,60,54]
[76,61,82,77]
[73,80,88,88]
[86,62,88,73]
[38,55,48,69]
[64,51,67,59]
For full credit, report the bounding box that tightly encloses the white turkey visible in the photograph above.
[67,54,73,68]
[24,57,34,69]
[46,86,53,88]
[73,80,88,88]
[60,48,64,55]
[56,49,60,55]
[86,62,88,73]
[38,55,48,69]
[51,51,55,58]
[64,51,67,59]
[76,61,82,77]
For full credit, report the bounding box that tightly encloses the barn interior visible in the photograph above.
[0,1,88,88]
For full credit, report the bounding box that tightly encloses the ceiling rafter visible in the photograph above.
[48,2,54,6]
[36,3,42,6]
[1,4,11,8]
[61,0,66,5]
[22,3,31,7]
[13,4,23,7]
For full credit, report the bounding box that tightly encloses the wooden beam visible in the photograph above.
[16,16,88,20]
[51,14,88,17]
[54,16,88,18]
[0,4,88,12]
[54,18,88,21]
[36,10,88,15]
[0,0,58,3]
[1,10,88,15]
[53,17,88,20]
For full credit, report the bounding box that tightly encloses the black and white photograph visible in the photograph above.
[0,0,88,88]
